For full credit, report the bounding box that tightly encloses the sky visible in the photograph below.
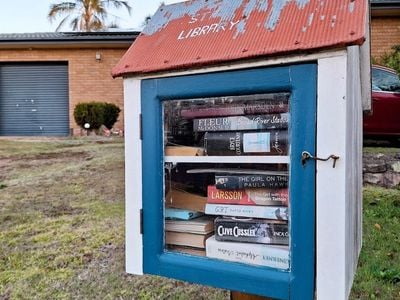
[0,0,182,33]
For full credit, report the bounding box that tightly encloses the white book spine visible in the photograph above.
[206,235,289,269]
[205,204,288,220]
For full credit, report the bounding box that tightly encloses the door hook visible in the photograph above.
[301,151,340,168]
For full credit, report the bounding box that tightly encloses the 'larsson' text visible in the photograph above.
[217,225,257,238]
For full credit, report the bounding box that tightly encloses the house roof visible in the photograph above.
[370,0,400,16]
[112,0,368,78]
[0,31,139,49]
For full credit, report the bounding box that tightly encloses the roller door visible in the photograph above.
[0,63,69,136]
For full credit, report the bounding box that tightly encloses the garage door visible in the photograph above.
[0,63,69,136]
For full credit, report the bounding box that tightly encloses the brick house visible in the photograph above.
[371,0,400,59]
[0,32,138,136]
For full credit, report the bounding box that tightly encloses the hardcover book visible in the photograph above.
[206,235,289,269]
[207,185,288,206]
[193,113,289,132]
[205,204,288,220]
[165,208,204,220]
[166,231,213,248]
[165,188,207,213]
[179,93,289,119]
[214,174,288,189]
[204,130,288,156]
[214,217,289,245]
[165,216,214,234]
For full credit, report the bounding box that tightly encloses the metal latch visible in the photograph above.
[301,151,339,168]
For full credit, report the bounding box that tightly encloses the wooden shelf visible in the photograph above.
[164,155,289,164]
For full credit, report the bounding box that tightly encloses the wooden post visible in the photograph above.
[230,291,273,300]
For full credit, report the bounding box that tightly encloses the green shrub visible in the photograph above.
[103,103,121,130]
[74,102,120,130]
[380,45,400,74]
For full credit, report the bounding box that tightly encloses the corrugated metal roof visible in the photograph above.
[112,0,368,77]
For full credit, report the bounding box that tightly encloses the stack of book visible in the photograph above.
[203,171,290,269]
[165,208,214,256]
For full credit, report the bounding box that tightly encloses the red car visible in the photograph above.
[364,65,400,142]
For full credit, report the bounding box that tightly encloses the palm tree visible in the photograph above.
[48,0,132,32]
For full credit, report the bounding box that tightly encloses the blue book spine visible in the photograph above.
[165,208,204,220]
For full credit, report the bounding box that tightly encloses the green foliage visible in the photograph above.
[102,103,121,130]
[73,102,120,130]
[380,45,400,74]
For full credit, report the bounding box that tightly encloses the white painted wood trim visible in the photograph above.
[124,50,347,80]
[164,155,289,164]
[124,78,143,275]
[316,55,348,300]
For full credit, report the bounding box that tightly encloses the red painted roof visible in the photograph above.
[113,0,368,77]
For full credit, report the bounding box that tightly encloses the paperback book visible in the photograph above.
[204,130,288,156]
[205,204,288,220]
[214,174,288,189]
[165,216,214,234]
[165,188,207,213]
[207,185,288,206]
[214,217,289,245]
[193,113,289,132]
[165,208,204,220]
[166,231,213,249]
[206,235,289,269]
[179,93,289,119]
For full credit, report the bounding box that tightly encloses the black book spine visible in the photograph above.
[204,130,288,156]
[215,217,289,245]
[193,113,289,132]
[215,174,288,189]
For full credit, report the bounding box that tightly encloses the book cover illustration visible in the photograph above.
[214,173,288,190]
[206,235,290,269]
[207,185,288,206]
[205,204,288,220]
[165,208,204,220]
[214,217,289,245]
[193,113,289,132]
[204,130,288,156]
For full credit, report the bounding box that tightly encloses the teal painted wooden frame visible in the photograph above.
[141,64,317,300]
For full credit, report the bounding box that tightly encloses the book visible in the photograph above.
[165,216,215,234]
[207,185,288,206]
[214,217,289,245]
[165,208,204,220]
[166,231,213,248]
[204,130,288,156]
[206,235,289,269]
[179,93,289,119]
[165,188,207,213]
[186,168,288,175]
[205,204,288,220]
[214,174,288,189]
[193,113,289,132]
[165,146,205,156]
[167,245,206,256]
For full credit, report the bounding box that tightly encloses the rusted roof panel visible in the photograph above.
[113,0,368,77]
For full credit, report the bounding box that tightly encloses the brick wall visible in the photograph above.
[371,17,400,60]
[0,47,127,134]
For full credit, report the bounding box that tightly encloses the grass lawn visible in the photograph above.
[0,138,399,299]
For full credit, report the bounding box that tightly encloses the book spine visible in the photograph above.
[214,218,289,245]
[193,113,289,132]
[204,131,288,156]
[180,100,289,119]
[205,204,288,220]
[206,235,289,269]
[215,174,289,190]
[165,209,204,220]
[207,185,288,206]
